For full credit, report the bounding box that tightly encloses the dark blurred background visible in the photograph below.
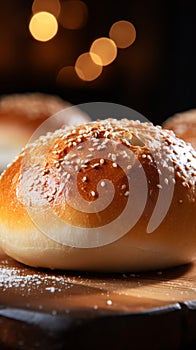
[0,0,195,125]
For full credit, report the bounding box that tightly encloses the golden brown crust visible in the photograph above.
[0,118,196,272]
[163,109,196,148]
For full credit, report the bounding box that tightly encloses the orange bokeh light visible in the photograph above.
[32,0,61,18]
[109,20,136,48]
[90,37,117,66]
[56,66,83,87]
[29,12,58,42]
[75,53,102,81]
[59,0,88,30]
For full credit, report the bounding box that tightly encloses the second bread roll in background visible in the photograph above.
[163,109,196,148]
[0,93,90,172]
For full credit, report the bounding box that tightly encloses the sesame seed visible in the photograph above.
[142,154,146,158]
[107,300,113,306]
[164,178,169,185]
[100,158,105,165]
[124,191,129,197]
[91,191,96,197]
[157,168,162,175]
[112,162,117,168]
[92,163,99,168]
[70,153,77,159]
[168,166,174,173]
[82,176,87,182]
[157,184,162,189]
[111,154,116,161]
[121,184,126,190]
[52,189,57,195]
[77,145,83,150]
[127,165,132,170]
[100,181,106,187]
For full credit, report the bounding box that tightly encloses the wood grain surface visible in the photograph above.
[0,252,196,349]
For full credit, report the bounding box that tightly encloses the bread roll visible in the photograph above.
[0,118,195,272]
[0,93,89,172]
[163,109,196,148]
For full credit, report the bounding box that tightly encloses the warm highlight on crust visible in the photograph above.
[0,118,196,272]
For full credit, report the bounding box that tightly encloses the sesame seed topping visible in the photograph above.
[100,181,106,187]
[13,117,195,211]
[121,184,126,190]
[157,168,162,175]
[82,176,87,182]
[91,191,96,197]
[52,189,57,195]
[157,184,162,189]
[124,191,129,197]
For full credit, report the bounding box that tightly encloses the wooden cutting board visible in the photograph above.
[0,251,196,350]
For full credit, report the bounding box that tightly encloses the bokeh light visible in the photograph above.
[56,66,84,87]
[109,20,136,48]
[90,37,117,66]
[75,53,103,81]
[29,12,58,42]
[59,0,88,30]
[32,0,61,18]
